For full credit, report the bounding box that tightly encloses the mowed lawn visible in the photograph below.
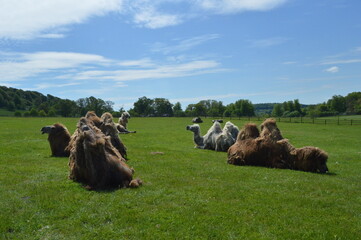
[1,117,360,239]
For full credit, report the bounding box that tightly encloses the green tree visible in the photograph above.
[327,95,346,114]
[173,102,185,117]
[133,96,154,116]
[272,104,283,117]
[153,98,173,116]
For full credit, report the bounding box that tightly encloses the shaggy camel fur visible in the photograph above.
[68,117,141,190]
[100,112,127,158]
[67,111,128,159]
[186,121,238,151]
[260,118,283,142]
[228,121,329,173]
[277,139,329,173]
[236,123,260,141]
[227,123,289,168]
[41,123,71,157]
[215,121,239,152]
[118,111,130,129]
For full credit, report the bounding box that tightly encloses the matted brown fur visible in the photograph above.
[236,123,260,141]
[260,118,283,142]
[100,112,127,158]
[68,117,141,190]
[41,123,71,157]
[85,111,102,128]
[227,137,290,168]
[227,122,328,173]
[277,139,329,173]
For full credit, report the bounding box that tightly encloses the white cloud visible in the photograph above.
[0,0,122,39]
[151,34,220,54]
[132,5,182,29]
[0,51,226,89]
[0,51,112,81]
[321,59,361,65]
[71,60,224,82]
[0,0,289,39]
[325,66,339,73]
[250,37,289,48]
[195,0,288,14]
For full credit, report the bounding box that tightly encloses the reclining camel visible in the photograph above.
[68,117,141,190]
[227,119,329,173]
[186,121,238,152]
[117,111,136,134]
[41,123,71,157]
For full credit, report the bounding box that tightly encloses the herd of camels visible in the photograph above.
[41,112,329,190]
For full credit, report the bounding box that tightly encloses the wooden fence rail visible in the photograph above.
[223,116,361,125]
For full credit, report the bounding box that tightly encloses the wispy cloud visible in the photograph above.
[0,51,226,89]
[325,66,339,73]
[321,59,361,65]
[151,34,220,54]
[0,51,112,81]
[0,0,288,40]
[0,0,122,40]
[132,5,183,29]
[195,0,288,14]
[250,37,289,48]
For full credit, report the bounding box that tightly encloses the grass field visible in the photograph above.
[1,117,360,239]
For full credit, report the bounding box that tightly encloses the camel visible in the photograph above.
[41,123,71,157]
[227,120,329,173]
[118,111,130,129]
[68,117,141,190]
[192,117,203,123]
[212,119,223,123]
[100,112,128,158]
[186,121,238,152]
[66,111,128,159]
[277,139,329,173]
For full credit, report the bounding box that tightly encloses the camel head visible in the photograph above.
[121,111,131,119]
[41,123,68,135]
[186,124,200,134]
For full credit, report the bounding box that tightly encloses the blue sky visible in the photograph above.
[1,0,361,110]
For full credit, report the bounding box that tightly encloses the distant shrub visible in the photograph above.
[29,108,38,117]
[14,111,22,117]
[38,110,47,117]
[23,111,30,117]
[47,110,56,117]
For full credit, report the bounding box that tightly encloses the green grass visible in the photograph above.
[1,117,360,239]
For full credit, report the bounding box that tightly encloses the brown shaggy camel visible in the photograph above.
[41,123,71,157]
[68,117,141,190]
[260,118,283,142]
[100,112,128,158]
[227,121,328,173]
[277,139,329,173]
[227,135,290,169]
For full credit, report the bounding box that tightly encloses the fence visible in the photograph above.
[224,116,361,126]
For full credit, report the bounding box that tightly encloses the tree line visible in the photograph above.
[128,97,255,118]
[1,86,361,118]
[0,86,115,117]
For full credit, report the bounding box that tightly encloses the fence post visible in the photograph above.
[351,120,353,126]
